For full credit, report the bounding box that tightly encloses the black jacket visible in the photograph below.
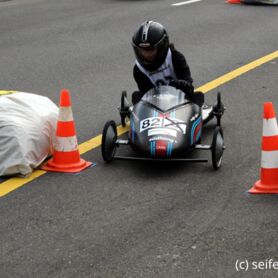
[133,44,193,94]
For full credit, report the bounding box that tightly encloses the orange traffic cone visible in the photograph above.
[42,89,92,173]
[226,0,241,4]
[249,102,278,194]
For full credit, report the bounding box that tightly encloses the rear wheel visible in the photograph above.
[211,126,224,170]
[101,120,117,163]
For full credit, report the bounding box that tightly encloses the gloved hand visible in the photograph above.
[169,79,178,88]
[132,90,144,105]
[169,79,193,94]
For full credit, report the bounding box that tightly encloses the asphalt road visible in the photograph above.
[1,0,278,277]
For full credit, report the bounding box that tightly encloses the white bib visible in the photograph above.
[136,49,177,87]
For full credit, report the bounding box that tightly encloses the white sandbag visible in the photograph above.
[0,92,58,177]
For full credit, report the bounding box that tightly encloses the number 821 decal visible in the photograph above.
[140,117,186,134]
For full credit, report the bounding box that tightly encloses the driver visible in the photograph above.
[132,20,203,105]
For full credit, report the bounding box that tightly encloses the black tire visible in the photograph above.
[101,120,117,163]
[215,92,225,126]
[121,91,127,127]
[216,92,222,126]
[211,126,224,170]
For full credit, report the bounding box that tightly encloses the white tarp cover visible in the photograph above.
[0,92,58,177]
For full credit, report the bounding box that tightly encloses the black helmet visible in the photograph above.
[132,21,169,71]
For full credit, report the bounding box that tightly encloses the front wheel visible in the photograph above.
[213,92,225,126]
[101,120,117,163]
[211,126,224,170]
[120,91,128,127]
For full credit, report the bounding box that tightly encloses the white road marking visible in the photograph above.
[172,0,202,6]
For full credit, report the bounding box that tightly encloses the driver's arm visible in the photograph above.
[133,65,154,93]
[172,50,195,99]
[132,65,154,105]
[171,47,193,85]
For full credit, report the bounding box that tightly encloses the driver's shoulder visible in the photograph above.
[170,45,186,62]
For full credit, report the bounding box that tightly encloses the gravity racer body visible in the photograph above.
[101,85,225,169]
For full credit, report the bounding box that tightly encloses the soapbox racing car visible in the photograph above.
[101,85,225,169]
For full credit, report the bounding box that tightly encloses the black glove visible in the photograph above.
[169,79,193,94]
[132,90,144,105]
[169,79,178,88]
[191,91,204,107]
[177,80,193,94]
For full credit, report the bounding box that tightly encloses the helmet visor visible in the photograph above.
[138,48,158,62]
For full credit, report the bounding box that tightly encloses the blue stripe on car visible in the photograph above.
[167,111,175,156]
[191,116,202,145]
[131,120,135,143]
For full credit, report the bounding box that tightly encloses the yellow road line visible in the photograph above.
[0,126,129,197]
[0,90,17,96]
[0,170,46,197]
[1,50,278,197]
[78,125,129,155]
[197,50,278,93]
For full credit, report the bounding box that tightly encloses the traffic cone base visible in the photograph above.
[249,179,278,194]
[42,158,92,173]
